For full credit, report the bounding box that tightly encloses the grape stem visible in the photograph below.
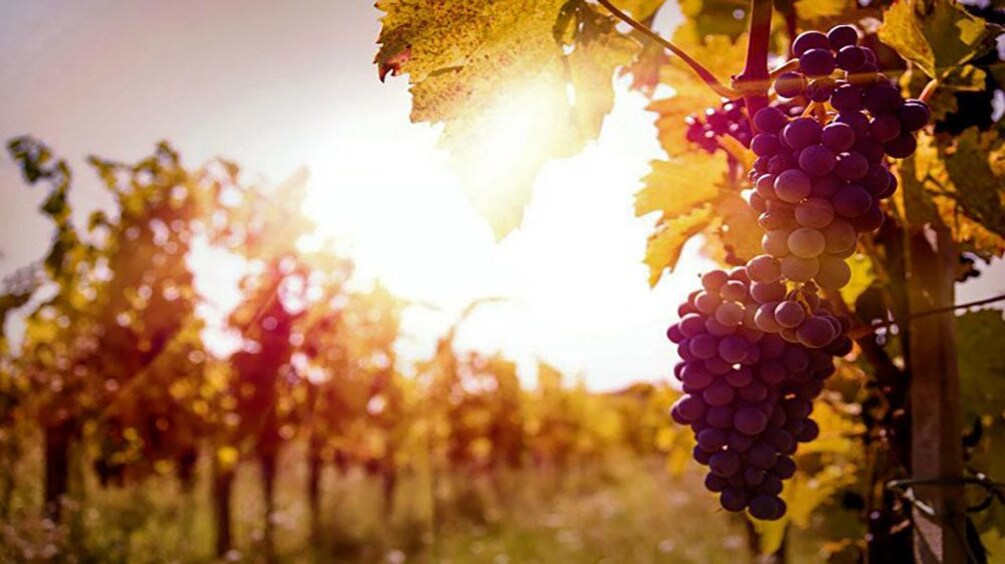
[846,292,1005,339]
[919,78,940,103]
[595,0,739,98]
[735,0,773,125]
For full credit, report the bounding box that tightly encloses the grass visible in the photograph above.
[0,438,838,563]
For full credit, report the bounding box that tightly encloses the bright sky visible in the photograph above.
[1,1,1001,390]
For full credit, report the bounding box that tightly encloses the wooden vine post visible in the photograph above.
[906,222,968,562]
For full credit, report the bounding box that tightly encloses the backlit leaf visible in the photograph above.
[879,0,995,79]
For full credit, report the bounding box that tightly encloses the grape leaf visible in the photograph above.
[678,0,750,42]
[376,0,641,238]
[636,153,725,217]
[897,129,1005,255]
[957,309,1005,422]
[878,0,996,80]
[839,253,875,307]
[643,205,714,286]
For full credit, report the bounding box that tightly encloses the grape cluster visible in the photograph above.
[668,267,842,520]
[686,100,753,153]
[667,25,930,520]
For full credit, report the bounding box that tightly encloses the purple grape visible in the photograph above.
[835,45,866,71]
[850,204,885,232]
[697,428,729,451]
[784,398,813,420]
[718,336,750,364]
[689,333,720,359]
[863,82,903,114]
[832,185,872,217]
[774,301,806,328]
[706,406,735,429]
[758,209,795,231]
[726,367,754,387]
[755,302,783,332]
[750,281,786,304]
[705,473,728,492]
[673,395,707,422]
[702,270,729,292]
[694,291,721,315]
[693,445,712,465]
[815,255,852,290]
[787,227,826,259]
[679,313,706,337]
[899,100,930,132]
[720,280,748,301]
[810,175,841,199]
[869,114,901,143]
[798,145,836,176]
[762,229,792,257]
[747,254,782,283]
[821,122,855,152]
[795,198,835,229]
[774,72,806,98]
[746,442,778,470]
[767,152,797,174]
[710,451,741,477]
[853,137,885,162]
[754,106,789,134]
[715,301,745,327]
[797,419,820,442]
[835,151,869,181]
[749,495,785,521]
[782,117,822,150]
[764,428,796,454]
[751,133,782,156]
[758,360,786,385]
[734,407,769,435]
[720,488,749,512]
[793,31,830,57]
[773,169,813,203]
[835,110,868,135]
[796,315,838,348]
[681,364,715,390]
[739,381,769,403]
[781,256,820,282]
[729,431,755,452]
[828,25,859,50]
[885,132,918,159]
[862,164,891,196]
[806,78,835,102]
[831,83,864,112]
[799,48,836,77]
[667,324,685,343]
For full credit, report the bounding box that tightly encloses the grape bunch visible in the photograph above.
[685,100,753,153]
[666,25,930,520]
[667,267,842,520]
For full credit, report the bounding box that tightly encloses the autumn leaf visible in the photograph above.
[879,0,997,80]
[643,205,714,286]
[376,0,640,238]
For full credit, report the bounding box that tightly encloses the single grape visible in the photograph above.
[821,122,855,152]
[815,255,852,290]
[774,72,806,98]
[869,114,901,143]
[781,256,820,282]
[782,117,822,150]
[728,430,755,452]
[773,169,813,203]
[787,227,827,258]
[720,280,748,302]
[710,451,742,477]
[850,204,885,232]
[718,336,750,364]
[783,398,813,420]
[755,174,777,200]
[758,360,786,385]
[673,395,707,422]
[702,270,729,292]
[693,445,712,465]
[835,110,869,135]
[862,164,891,196]
[734,407,769,435]
[853,137,885,163]
[694,291,722,314]
[767,152,797,174]
[749,495,786,521]
[832,185,872,217]
[898,100,930,132]
[828,24,859,50]
[751,133,782,157]
[795,197,835,229]
[739,381,769,403]
[705,473,728,492]
[744,467,766,486]
[746,442,778,470]
[799,48,836,77]
[726,366,754,387]
[885,132,918,159]
[689,333,720,360]
[680,313,707,337]
[774,456,797,479]
[793,31,830,57]
[750,281,786,304]
[762,229,792,257]
[797,419,820,442]
[806,77,835,102]
[796,315,838,348]
[720,488,749,512]
[862,46,877,65]
[715,301,746,327]
[798,145,836,176]
[774,300,806,328]
[835,151,869,181]
[863,82,903,114]
[810,175,841,199]
[835,45,866,71]
[760,473,785,495]
[764,428,796,454]
[697,428,729,452]
[707,406,736,429]
[681,364,715,390]
[758,209,796,231]
[753,106,789,134]
[747,254,782,283]
[755,302,783,333]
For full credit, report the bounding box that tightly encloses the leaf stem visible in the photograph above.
[736,0,773,126]
[847,292,1005,339]
[595,0,739,98]
[919,78,940,103]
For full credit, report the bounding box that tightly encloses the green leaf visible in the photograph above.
[879,0,995,80]
[957,309,1005,422]
[376,0,640,238]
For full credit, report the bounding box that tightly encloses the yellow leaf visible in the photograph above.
[839,254,874,307]
[878,0,993,79]
[635,154,725,217]
[644,205,714,286]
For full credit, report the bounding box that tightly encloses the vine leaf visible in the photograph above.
[878,0,997,80]
[643,206,714,287]
[899,128,1005,255]
[375,0,640,238]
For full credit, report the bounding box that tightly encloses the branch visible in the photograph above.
[596,0,739,99]
[847,292,1005,339]
[736,0,773,124]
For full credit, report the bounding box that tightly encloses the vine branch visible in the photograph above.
[847,292,1005,339]
[736,0,773,124]
[595,0,739,98]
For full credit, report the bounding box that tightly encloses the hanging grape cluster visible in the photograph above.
[668,25,930,520]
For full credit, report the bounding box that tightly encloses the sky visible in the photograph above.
[1,1,1002,390]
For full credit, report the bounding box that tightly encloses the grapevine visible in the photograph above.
[668,25,930,521]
